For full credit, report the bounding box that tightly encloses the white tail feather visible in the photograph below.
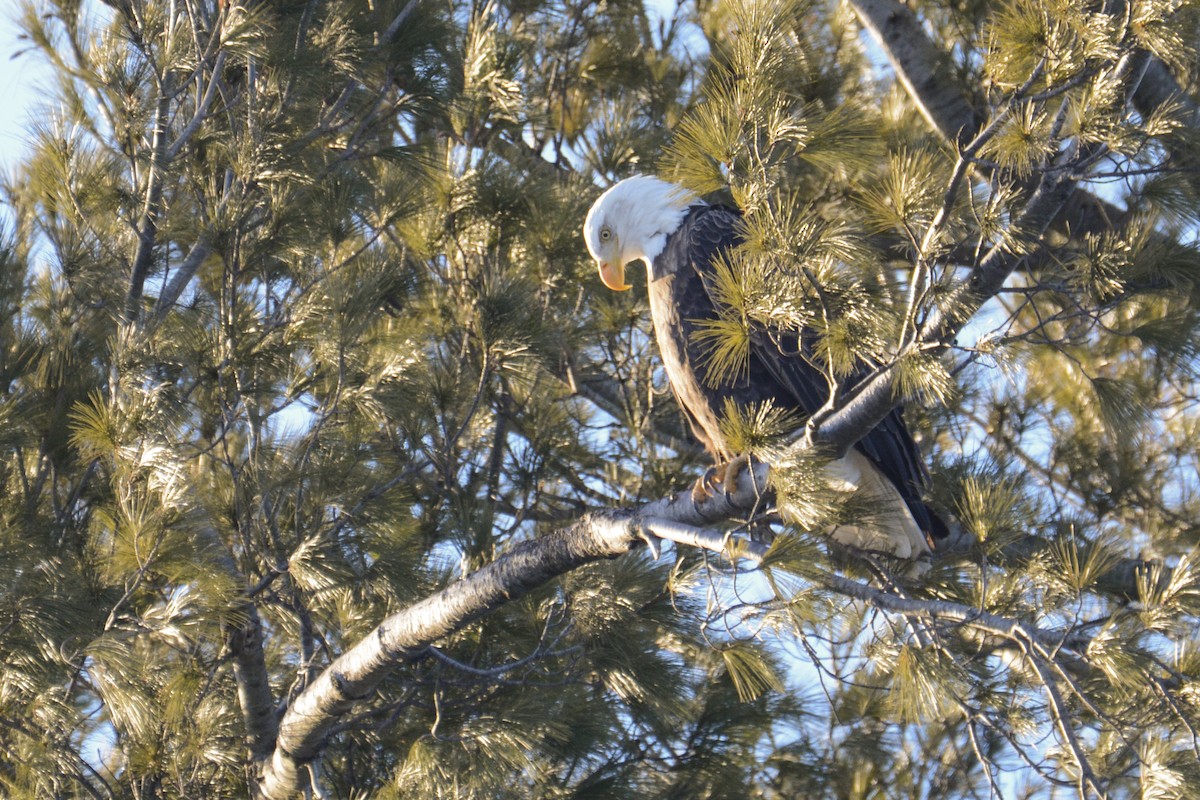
[823,450,931,560]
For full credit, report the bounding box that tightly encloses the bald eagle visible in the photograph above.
[583,175,948,560]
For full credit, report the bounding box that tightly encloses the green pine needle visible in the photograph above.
[1090,376,1148,438]
[893,351,957,407]
[716,397,800,457]
[887,645,961,724]
[1048,530,1123,596]
[953,471,1027,550]
[857,148,945,239]
[720,641,784,702]
[980,103,1055,178]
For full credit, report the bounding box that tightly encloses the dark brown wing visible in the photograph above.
[671,205,948,542]
[757,339,948,539]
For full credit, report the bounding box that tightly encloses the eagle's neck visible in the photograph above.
[642,221,684,278]
[614,177,700,278]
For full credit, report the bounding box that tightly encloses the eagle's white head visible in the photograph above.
[583,175,699,291]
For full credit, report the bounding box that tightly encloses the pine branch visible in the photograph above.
[565,362,706,459]
[190,522,282,761]
[1135,58,1200,127]
[1025,650,1107,797]
[809,48,1147,456]
[256,512,639,797]
[150,234,213,322]
[848,0,1169,275]
[227,605,280,762]
[382,0,423,44]
[813,571,1091,655]
[0,718,112,800]
[167,50,227,160]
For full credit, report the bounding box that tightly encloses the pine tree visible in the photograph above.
[1,0,1198,798]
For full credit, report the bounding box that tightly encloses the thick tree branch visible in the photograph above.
[1134,58,1200,127]
[849,0,981,145]
[227,605,280,761]
[256,458,780,798]
[151,233,213,323]
[167,51,227,160]
[642,516,768,561]
[382,0,423,43]
[192,523,281,761]
[256,512,637,797]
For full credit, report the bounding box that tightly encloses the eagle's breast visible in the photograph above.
[647,205,745,461]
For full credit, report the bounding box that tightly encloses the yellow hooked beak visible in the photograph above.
[597,260,631,292]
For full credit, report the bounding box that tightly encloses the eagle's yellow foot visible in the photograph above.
[691,454,754,502]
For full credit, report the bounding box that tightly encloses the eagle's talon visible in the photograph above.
[691,455,753,503]
[637,527,662,559]
[720,453,753,495]
[691,467,720,503]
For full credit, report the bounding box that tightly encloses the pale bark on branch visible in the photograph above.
[255,512,634,796]
[849,0,980,145]
[227,606,280,762]
[255,459,780,798]
[151,234,213,323]
[126,85,173,324]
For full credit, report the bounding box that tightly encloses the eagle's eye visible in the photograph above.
[599,227,612,242]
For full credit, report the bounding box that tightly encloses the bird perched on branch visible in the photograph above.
[583,175,949,561]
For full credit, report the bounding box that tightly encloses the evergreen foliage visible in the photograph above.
[0,0,1198,796]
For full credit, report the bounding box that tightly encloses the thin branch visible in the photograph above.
[126,78,175,323]
[382,0,423,44]
[167,47,227,158]
[150,233,214,322]
[1024,651,1107,797]
[641,516,768,562]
